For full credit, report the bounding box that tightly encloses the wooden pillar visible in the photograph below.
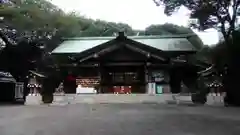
[144,64,149,94]
[98,63,102,94]
[169,67,181,94]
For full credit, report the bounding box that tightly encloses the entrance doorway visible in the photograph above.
[101,66,146,93]
[113,86,132,94]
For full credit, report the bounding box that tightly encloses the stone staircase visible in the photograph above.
[51,94,193,105]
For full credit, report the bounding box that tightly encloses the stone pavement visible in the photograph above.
[0,103,240,135]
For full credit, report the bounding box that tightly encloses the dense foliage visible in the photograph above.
[153,0,240,106]
[153,0,240,39]
[145,23,194,35]
[0,0,135,51]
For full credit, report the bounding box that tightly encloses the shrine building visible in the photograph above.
[51,32,201,94]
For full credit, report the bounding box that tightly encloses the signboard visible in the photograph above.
[156,85,163,94]
[147,83,156,94]
[150,71,170,83]
[151,71,164,82]
[15,82,24,99]
[76,85,96,94]
[76,77,100,88]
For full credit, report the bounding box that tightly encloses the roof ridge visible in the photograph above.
[62,34,198,40]
[62,37,115,40]
[129,34,197,39]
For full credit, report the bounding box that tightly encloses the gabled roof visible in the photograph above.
[0,71,16,83]
[198,65,216,77]
[52,34,198,54]
[29,70,46,78]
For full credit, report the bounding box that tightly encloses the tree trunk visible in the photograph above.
[223,74,240,106]
[41,71,62,104]
[183,75,208,104]
[223,53,240,106]
[222,34,240,106]
[181,65,208,104]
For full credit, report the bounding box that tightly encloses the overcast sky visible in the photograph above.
[48,0,220,45]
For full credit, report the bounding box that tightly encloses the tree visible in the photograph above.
[1,0,135,51]
[153,0,240,106]
[145,23,193,35]
[0,34,43,80]
[153,0,240,41]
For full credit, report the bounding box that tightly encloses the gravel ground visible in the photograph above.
[0,104,240,135]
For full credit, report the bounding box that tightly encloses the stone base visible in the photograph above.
[51,95,73,105]
[25,95,42,105]
[53,92,65,96]
[206,95,224,106]
[53,95,66,103]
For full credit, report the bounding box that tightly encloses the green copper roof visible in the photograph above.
[52,39,111,54]
[134,38,195,51]
[52,35,197,54]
